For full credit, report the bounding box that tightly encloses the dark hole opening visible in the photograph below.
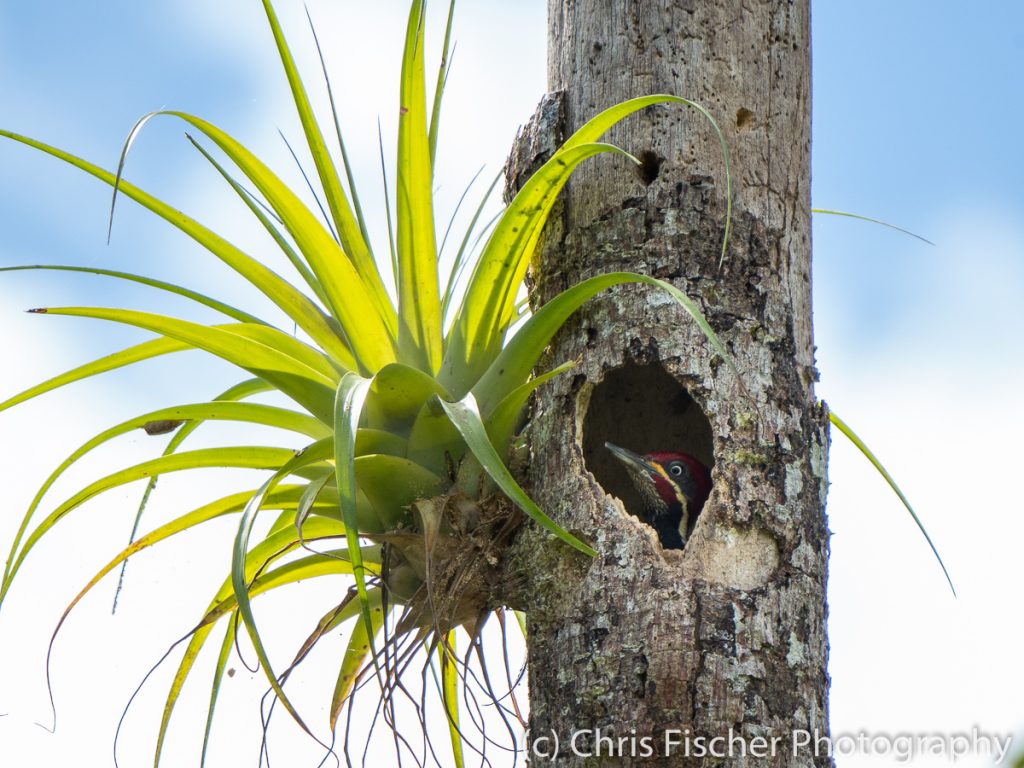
[583,361,714,549]
[736,107,755,131]
[635,150,664,185]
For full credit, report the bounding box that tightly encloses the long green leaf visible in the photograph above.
[484,361,576,460]
[2,447,306,603]
[333,373,378,658]
[259,0,395,327]
[441,141,635,395]
[829,410,955,596]
[305,7,373,256]
[440,171,502,323]
[0,129,350,366]
[428,0,457,166]
[0,335,188,414]
[813,208,935,245]
[158,624,219,766]
[248,546,380,599]
[439,393,595,557]
[378,119,400,287]
[199,622,235,768]
[145,381,273,464]
[6,401,326,592]
[31,307,337,421]
[329,598,384,730]
[224,323,342,381]
[474,272,731,415]
[229,440,337,742]
[0,264,264,325]
[439,631,464,768]
[185,135,334,312]
[159,111,397,371]
[295,473,332,545]
[396,0,442,373]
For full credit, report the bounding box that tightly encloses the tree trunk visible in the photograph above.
[507,1,830,765]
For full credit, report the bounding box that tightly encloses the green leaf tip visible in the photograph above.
[812,208,936,246]
[829,409,956,597]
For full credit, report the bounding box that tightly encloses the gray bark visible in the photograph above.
[506,1,830,765]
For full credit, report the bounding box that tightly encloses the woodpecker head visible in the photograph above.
[604,442,712,549]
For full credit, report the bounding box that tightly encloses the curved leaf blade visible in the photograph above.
[333,373,378,656]
[427,1,457,166]
[438,393,595,557]
[484,361,576,460]
[6,401,326,592]
[33,307,337,421]
[396,0,442,373]
[185,134,334,313]
[474,272,732,415]
[829,410,955,596]
[2,447,306,603]
[439,632,464,768]
[328,597,384,730]
[0,264,264,325]
[259,0,394,324]
[0,335,188,415]
[813,208,935,245]
[199,622,235,768]
[229,440,338,743]
[162,111,398,370]
[442,141,636,395]
[0,129,351,367]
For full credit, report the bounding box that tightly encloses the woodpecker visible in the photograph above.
[605,442,712,549]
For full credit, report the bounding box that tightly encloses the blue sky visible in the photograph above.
[1,2,1022,766]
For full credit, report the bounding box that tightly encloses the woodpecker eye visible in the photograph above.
[669,463,684,477]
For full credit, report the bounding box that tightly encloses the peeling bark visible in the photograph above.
[505,1,830,765]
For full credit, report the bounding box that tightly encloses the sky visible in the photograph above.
[1,1,1023,766]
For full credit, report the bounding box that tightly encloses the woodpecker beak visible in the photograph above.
[604,442,659,480]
